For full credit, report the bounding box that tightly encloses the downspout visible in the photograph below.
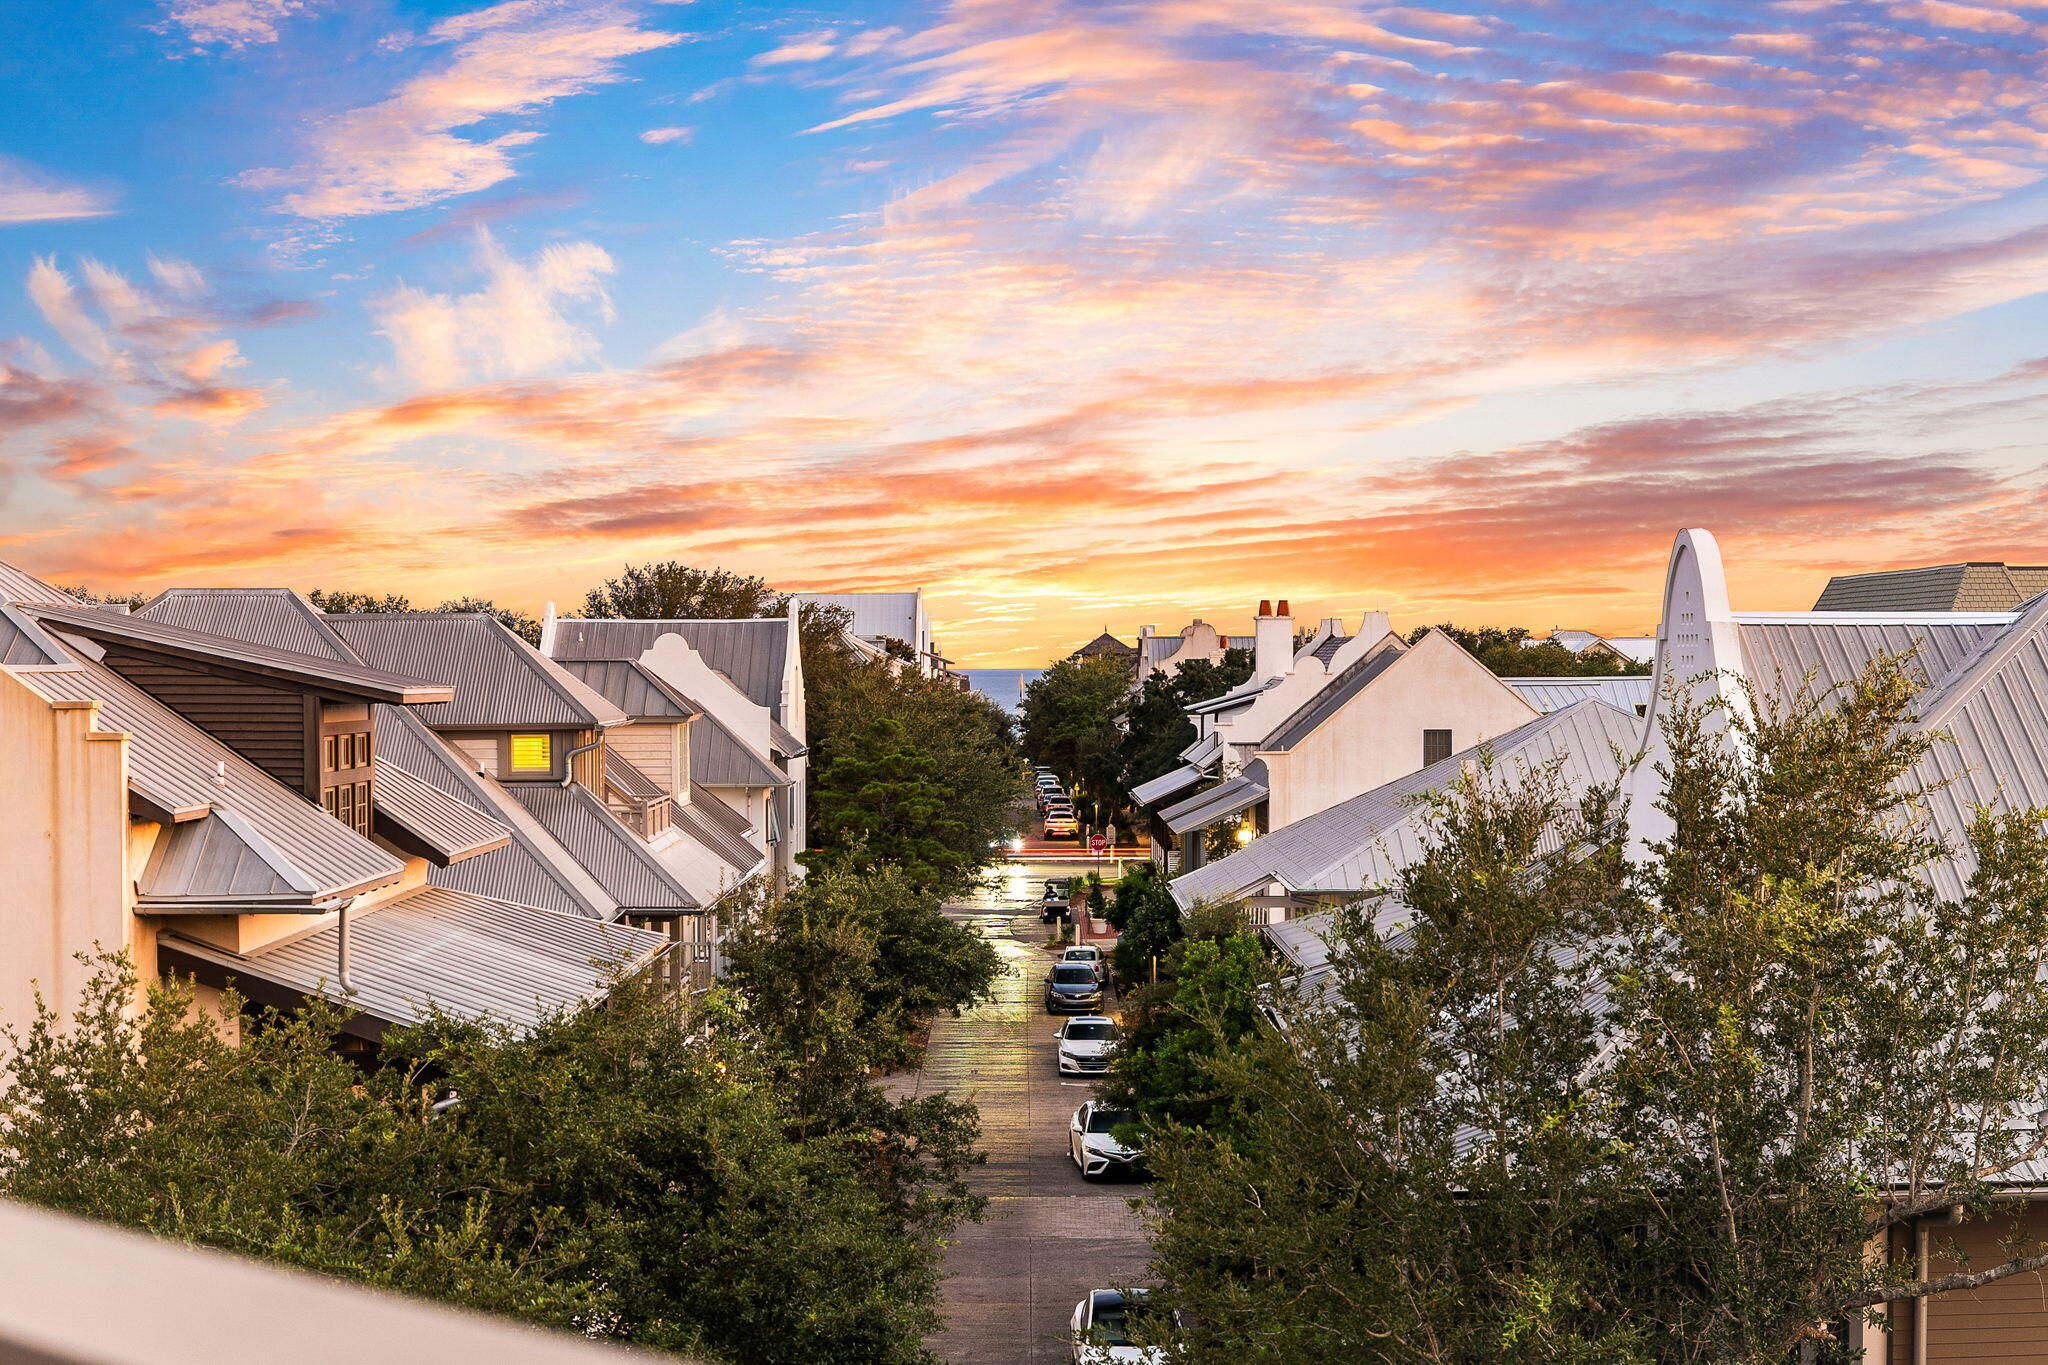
[560,736,603,788]
[1913,1207,1964,1365]
[336,900,355,993]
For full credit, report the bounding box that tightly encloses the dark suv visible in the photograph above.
[1044,961,1106,1014]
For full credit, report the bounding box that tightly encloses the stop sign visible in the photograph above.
[1089,834,1109,852]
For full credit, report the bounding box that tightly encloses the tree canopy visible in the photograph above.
[1132,655,2048,1363]
[1406,623,1648,676]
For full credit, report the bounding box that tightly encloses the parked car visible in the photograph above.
[1053,1016,1119,1076]
[1044,811,1080,839]
[1062,944,1109,985]
[1071,1288,1173,1363]
[1069,1101,1143,1179]
[1045,961,1105,1013]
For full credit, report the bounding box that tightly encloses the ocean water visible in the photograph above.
[956,668,1046,717]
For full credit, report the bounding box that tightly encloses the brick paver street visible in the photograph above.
[889,863,1152,1364]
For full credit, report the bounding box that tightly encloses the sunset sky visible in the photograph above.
[6,1,2048,662]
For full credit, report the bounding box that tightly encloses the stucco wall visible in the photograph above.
[0,676,143,1034]
[1259,632,1538,830]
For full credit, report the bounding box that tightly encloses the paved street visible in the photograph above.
[890,860,1153,1364]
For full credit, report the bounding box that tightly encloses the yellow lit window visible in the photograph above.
[509,733,553,771]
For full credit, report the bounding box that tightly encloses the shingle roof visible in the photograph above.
[503,783,699,913]
[1160,760,1269,835]
[554,658,698,720]
[19,655,406,903]
[691,711,791,788]
[372,758,512,865]
[371,706,616,919]
[1257,640,1407,753]
[138,589,356,662]
[1171,701,1640,908]
[28,604,452,704]
[159,886,668,1034]
[1506,676,1655,715]
[549,618,790,715]
[1813,562,2048,613]
[330,614,625,729]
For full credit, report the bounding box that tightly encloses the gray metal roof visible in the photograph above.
[1813,562,2048,613]
[161,886,668,1032]
[18,656,406,902]
[1258,640,1407,753]
[0,605,71,665]
[372,758,512,864]
[1264,909,1339,970]
[138,589,356,662]
[1171,701,1641,908]
[1735,616,2007,703]
[768,718,807,757]
[1506,675,1655,715]
[791,592,921,647]
[331,615,626,730]
[603,748,668,803]
[549,618,790,715]
[28,604,452,704]
[503,783,699,912]
[138,809,307,904]
[671,787,764,874]
[0,560,83,606]
[691,712,790,788]
[1132,761,1206,806]
[1160,761,1269,835]
[371,706,616,919]
[554,659,698,720]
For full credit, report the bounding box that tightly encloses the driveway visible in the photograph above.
[891,862,1153,1364]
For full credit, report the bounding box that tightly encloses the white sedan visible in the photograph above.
[1069,1100,1143,1179]
[1070,1288,1170,1363]
[1054,1017,1119,1076]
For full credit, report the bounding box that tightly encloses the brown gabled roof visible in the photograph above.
[27,604,452,704]
[331,614,625,729]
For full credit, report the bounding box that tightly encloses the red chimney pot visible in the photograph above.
[1277,599,1290,616]
[1258,599,1272,617]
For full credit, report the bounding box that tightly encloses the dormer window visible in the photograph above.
[508,733,554,772]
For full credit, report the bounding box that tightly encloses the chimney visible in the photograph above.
[1138,624,1156,639]
[1254,598,1293,680]
[1357,610,1391,643]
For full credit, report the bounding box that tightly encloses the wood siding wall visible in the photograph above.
[608,723,680,795]
[1888,1204,2048,1362]
[99,647,314,794]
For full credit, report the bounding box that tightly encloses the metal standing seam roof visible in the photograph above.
[503,783,699,912]
[767,718,808,757]
[691,711,791,788]
[27,604,453,704]
[669,790,765,876]
[555,658,699,721]
[791,592,922,648]
[1131,761,1207,806]
[371,759,513,864]
[1170,700,1641,909]
[0,604,71,665]
[1256,641,1409,753]
[137,589,357,662]
[1506,676,1656,715]
[0,561,83,606]
[603,748,669,804]
[370,706,617,920]
[549,618,790,716]
[16,656,406,902]
[329,615,627,730]
[160,885,669,1033]
[1733,615,2009,706]
[1160,760,1270,835]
